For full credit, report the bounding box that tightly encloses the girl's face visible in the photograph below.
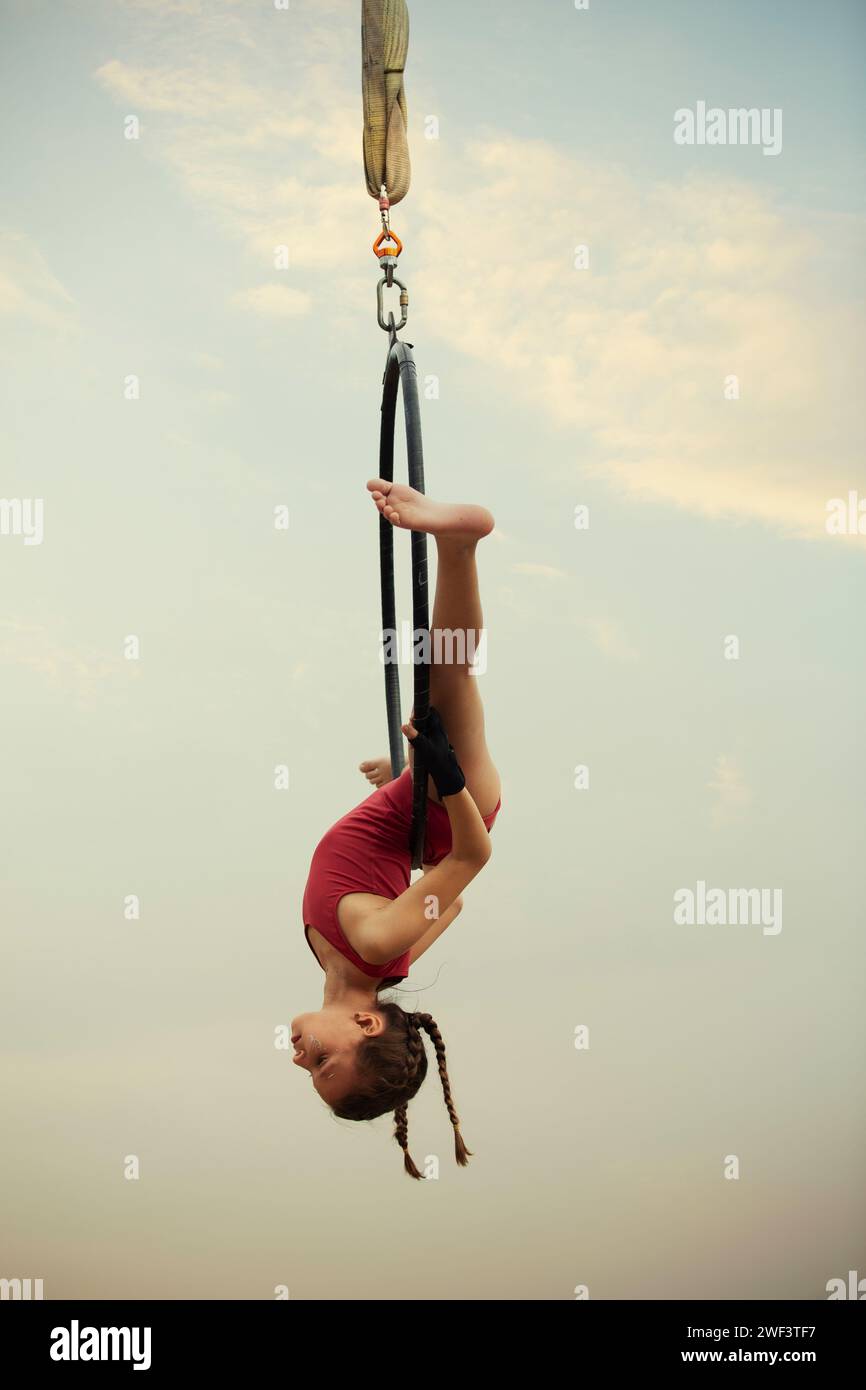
[291,1008,383,1105]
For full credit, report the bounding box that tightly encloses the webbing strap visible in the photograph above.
[362,0,411,205]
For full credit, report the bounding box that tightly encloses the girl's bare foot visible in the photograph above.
[359,756,393,789]
[366,480,494,540]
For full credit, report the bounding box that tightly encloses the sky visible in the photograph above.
[1,0,864,1301]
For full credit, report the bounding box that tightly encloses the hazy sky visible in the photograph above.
[1,0,864,1300]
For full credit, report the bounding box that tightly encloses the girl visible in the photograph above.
[292,479,501,1177]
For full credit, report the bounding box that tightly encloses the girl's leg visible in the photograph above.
[423,535,500,816]
[367,480,500,818]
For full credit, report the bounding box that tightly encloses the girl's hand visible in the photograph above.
[402,707,466,799]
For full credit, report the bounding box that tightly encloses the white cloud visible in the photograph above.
[577,615,638,664]
[95,58,267,119]
[708,754,753,827]
[198,387,233,406]
[232,284,311,318]
[116,1,210,14]
[0,620,130,704]
[413,143,865,542]
[91,25,866,542]
[513,562,567,580]
[93,53,366,274]
[192,351,224,371]
[0,232,75,328]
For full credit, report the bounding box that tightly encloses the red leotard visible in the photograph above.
[302,768,501,981]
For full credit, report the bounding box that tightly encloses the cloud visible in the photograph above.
[192,351,224,371]
[232,284,311,318]
[115,1,210,14]
[496,567,637,664]
[577,615,638,664]
[708,754,753,827]
[91,22,866,543]
[94,51,367,274]
[95,58,265,119]
[413,143,865,542]
[513,562,567,580]
[0,232,75,329]
[110,0,254,40]
[0,620,130,704]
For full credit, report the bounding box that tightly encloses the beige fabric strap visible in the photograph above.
[362,0,411,205]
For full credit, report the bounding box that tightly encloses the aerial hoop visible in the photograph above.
[378,337,429,869]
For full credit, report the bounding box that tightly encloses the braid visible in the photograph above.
[412,1012,473,1167]
[332,1001,472,1177]
[392,1019,427,1180]
[393,1101,422,1180]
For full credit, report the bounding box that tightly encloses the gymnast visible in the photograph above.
[292,480,501,1177]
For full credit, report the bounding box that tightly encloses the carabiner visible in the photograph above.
[376,273,409,333]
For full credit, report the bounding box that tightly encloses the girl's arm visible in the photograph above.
[408,888,463,966]
[352,789,492,965]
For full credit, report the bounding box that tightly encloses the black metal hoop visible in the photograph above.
[378,338,430,869]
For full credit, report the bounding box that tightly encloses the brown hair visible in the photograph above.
[332,1001,471,1179]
